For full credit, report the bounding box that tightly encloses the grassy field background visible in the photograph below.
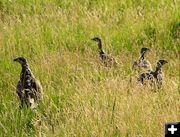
[0,0,179,136]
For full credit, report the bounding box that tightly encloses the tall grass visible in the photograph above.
[0,0,179,136]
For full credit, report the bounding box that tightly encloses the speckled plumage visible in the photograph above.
[91,37,118,67]
[139,59,168,89]
[132,48,152,72]
[14,57,43,109]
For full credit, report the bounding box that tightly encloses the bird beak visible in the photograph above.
[159,60,168,66]
[145,48,150,52]
[13,58,19,62]
[91,38,96,41]
[164,61,168,64]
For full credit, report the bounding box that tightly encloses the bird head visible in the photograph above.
[13,57,27,65]
[157,59,168,67]
[91,37,101,43]
[140,47,150,55]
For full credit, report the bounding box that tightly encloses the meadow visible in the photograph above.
[0,0,179,136]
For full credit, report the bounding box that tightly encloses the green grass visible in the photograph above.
[0,0,179,136]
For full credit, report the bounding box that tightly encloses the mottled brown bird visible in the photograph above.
[14,57,43,109]
[91,37,118,67]
[132,47,152,72]
[139,59,168,89]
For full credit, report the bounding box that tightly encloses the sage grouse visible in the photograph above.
[132,47,152,72]
[139,59,168,89]
[91,37,118,67]
[14,57,43,109]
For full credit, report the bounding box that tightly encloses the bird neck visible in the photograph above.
[99,50,105,58]
[97,40,103,52]
[140,52,145,60]
[97,40,106,58]
[21,64,29,71]
[155,66,162,74]
[20,64,32,80]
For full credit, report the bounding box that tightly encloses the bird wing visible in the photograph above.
[142,60,152,70]
[132,60,140,70]
[31,78,43,100]
[23,89,37,109]
[139,71,154,83]
[16,81,23,100]
[102,54,118,67]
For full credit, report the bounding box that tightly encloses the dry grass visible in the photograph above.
[0,0,179,137]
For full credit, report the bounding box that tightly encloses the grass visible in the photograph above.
[0,0,179,136]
